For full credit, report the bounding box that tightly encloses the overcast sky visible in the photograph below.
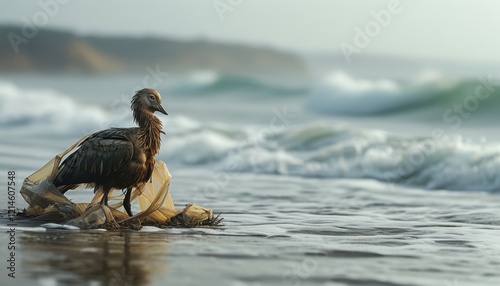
[1,0,500,63]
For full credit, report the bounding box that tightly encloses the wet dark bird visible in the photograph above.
[52,88,167,217]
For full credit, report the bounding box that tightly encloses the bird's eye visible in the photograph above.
[149,94,155,100]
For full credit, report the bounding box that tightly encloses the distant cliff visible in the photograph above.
[0,26,307,74]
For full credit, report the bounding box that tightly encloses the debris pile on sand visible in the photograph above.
[20,136,222,230]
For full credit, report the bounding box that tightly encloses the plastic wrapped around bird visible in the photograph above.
[19,135,222,230]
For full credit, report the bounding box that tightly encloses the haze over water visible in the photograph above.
[1,1,500,285]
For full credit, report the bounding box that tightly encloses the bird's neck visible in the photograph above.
[135,110,163,156]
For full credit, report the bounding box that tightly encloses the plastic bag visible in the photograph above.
[20,135,220,229]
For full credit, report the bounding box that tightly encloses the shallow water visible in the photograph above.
[1,172,500,286]
[1,74,500,285]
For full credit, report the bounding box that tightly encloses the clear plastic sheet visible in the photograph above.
[20,135,220,229]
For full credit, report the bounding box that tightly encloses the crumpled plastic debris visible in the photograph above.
[20,135,222,230]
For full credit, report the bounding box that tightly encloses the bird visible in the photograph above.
[52,88,167,217]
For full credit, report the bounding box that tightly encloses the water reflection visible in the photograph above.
[20,231,170,286]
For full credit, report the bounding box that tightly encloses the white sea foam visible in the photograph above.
[2,81,499,192]
[40,223,80,230]
[162,120,500,192]
[0,81,109,134]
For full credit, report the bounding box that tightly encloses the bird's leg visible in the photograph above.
[100,187,109,206]
[123,187,133,217]
[98,186,118,226]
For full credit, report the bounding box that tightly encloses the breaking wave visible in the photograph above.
[160,120,500,192]
[3,81,500,192]
[169,71,500,119]
[305,71,457,115]
[0,82,112,135]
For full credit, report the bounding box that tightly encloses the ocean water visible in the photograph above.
[0,71,500,286]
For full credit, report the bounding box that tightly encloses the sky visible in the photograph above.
[1,0,500,64]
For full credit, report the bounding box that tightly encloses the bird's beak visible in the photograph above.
[156,104,168,115]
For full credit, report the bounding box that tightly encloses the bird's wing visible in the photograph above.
[53,130,135,186]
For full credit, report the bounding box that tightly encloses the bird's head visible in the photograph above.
[132,88,168,115]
